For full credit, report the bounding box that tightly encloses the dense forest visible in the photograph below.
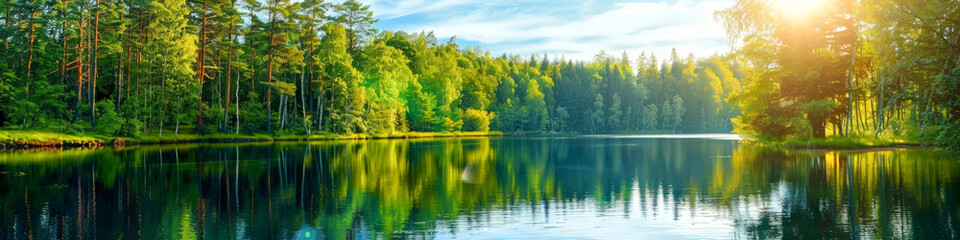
[1,0,957,149]
[717,0,960,147]
[0,0,744,136]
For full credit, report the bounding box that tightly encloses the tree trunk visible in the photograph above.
[875,79,884,137]
[266,11,275,135]
[301,67,309,134]
[197,0,208,126]
[26,7,35,82]
[845,38,857,137]
[75,16,84,123]
[126,24,132,102]
[279,94,286,130]
[810,115,826,138]
[224,34,233,132]
[249,45,255,91]
[61,11,67,85]
[116,4,125,112]
[266,57,273,135]
[215,48,222,132]
[308,44,314,111]
[317,93,329,132]
[92,0,100,127]
[117,53,123,112]
[235,64,240,134]
[137,11,144,96]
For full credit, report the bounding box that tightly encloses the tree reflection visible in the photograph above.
[0,138,957,239]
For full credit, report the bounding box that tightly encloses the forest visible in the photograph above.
[717,0,960,148]
[0,0,957,149]
[0,0,743,137]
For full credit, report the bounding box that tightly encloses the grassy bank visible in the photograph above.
[0,131,106,149]
[3,130,924,151]
[0,130,504,150]
[753,136,924,150]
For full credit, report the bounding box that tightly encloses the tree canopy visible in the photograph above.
[0,0,749,138]
[717,0,960,149]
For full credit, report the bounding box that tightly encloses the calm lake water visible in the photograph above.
[1,135,958,239]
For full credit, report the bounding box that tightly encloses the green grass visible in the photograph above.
[774,136,921,150]
[0,130,104,147]
[2,129,504,149]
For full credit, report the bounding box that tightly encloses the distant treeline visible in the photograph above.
[0,0,745,136]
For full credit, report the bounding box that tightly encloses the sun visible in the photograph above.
[773,0,827,20]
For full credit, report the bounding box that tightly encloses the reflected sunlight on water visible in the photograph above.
[0,136,956,239]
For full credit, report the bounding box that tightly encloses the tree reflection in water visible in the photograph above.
[0,137,956,239]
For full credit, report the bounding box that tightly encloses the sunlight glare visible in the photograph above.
[774,0,826,19]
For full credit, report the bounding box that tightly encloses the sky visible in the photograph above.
[359,0,735,62]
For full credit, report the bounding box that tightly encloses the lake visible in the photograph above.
[1,135,958,239]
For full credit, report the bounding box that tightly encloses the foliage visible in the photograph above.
[0,0,745,139]
[717,0,960,150]
[463,109,495,132]
[96,100,125,136]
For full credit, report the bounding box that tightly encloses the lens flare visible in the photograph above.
[774,0,826,19]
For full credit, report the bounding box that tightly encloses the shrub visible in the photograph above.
[122,118,143,137]
[462,109,494,132]
[239,92,266,134]
[365,103,397,134]
[789,117,812,140]
[195,124,211,135]
[96,100,125,136]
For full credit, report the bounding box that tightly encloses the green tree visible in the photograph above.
[660,100,672,131]
[671,95,685,132]
[332,0,375,54]
[608,93,622,131]
[149,0,199,134]
[641,104,658,131]
[590,93,604,133]
[717,0,857,138]
[554,106,569,132]
[317,23,363,133]
[524,79,548,131]
[463,108,494,132]
[358,38,415,133]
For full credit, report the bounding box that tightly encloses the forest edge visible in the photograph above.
[0,130,503,150]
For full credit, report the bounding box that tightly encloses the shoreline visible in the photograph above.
[0,130,503,150]
[744,136,931,151]
[787,144,931,152]
[1,130,934,152]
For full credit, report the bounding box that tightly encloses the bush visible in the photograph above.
[937,122,960,151]
[96,100,125,136]
[239,92,266,135]
[203,105,224,128]
[443,117,463,132]
[789,117,812,140]
[195,124,211,135]
[122,118,143,137]
[462,109,494,132]
[62,120,86,135]
[365,103,397,134]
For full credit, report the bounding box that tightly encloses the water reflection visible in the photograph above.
[0,137,957,239]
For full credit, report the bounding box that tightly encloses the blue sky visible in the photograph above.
[359,0,735,61]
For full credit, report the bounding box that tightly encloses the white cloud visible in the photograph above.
[365,0,735,62]
[366,0,482,20]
